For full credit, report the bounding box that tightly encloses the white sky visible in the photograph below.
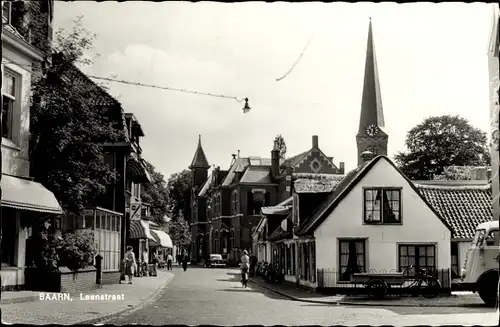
[54,2,495,178]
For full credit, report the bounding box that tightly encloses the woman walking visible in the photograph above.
[240,250,250,288]
[124,246,137,284]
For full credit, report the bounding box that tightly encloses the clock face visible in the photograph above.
[366,124,379,137]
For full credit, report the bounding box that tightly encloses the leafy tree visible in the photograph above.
[166,169,192,222]
[141,160,169,225]
[168,212,192,250]
[274,134,287,159]
[394,115,490,180]
[29,17,126,216]
[433,166,475,181]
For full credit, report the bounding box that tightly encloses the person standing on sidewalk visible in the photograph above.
[151,251,158,276]
[166,253,173,270]
[124,246,137,284]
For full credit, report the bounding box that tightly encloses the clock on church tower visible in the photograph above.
[365,124,379,137]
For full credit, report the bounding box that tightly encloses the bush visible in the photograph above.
[58,230,96,272]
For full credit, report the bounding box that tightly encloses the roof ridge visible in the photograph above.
[415,184,491,190]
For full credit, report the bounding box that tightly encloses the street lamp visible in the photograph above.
[242,98,251,114]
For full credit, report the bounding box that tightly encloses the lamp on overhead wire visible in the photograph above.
[242,98,251,114]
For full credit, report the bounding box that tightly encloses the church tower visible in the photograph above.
[356,19,388,166]
[189,135,210,222]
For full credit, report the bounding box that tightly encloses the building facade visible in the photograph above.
[1,0,62,291]
[189,134,345,264]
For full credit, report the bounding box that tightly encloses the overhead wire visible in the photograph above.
[2,58,247,104]
[276,32,314,82]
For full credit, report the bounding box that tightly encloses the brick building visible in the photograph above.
[188,135,345,264]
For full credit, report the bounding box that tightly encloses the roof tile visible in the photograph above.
[415,184,493,239]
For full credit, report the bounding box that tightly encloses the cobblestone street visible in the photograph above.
[106,266,498,326]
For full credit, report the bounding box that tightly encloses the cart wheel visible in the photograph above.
[366,279,388,300]
[422,278,440,299]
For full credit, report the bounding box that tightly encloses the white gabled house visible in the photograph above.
[294,155,454,290]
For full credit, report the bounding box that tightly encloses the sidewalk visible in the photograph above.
[250,277,486,307]
[0,270,174,325]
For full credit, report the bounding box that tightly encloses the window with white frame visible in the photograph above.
[364,188,402,224]
[83,209,122,271]
[2,70,17,141]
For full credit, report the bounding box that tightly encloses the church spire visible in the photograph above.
[358,18,385,135]
[356,19,388,166]
[189,135,210,169]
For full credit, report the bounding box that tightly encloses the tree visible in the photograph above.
[394,115,490,180]
[29,17,126,216]
[166,170,192,222]
[141,160,169,225]
[168,212,192,250]
[433,166,475,180]
[274,134,287,159]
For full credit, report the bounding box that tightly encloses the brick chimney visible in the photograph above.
[312,135,319,149]
[271,139,280,179]
[339,162,345,174]
[360,150,375,165]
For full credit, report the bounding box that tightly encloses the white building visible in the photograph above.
[2,15,62,290]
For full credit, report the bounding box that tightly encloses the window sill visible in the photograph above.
[1,138,21,151]
[1,265,22,270]
[363,221,402,226]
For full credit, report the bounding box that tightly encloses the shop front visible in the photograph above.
[1,174,63,291]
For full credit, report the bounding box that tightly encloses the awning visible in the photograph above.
[150,229,173,248]
[126,155,151,184]
[1,174,63,214]
[128,219,153,239]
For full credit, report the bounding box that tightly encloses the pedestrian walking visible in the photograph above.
[240,250,250,288]
[123,246,137,284]
[167,253,173,270]
[182,250,188,271]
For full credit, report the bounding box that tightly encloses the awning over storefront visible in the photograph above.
[261,197,293,215]
[126,155,151,184]
[1,174,63,214]
[128,219,153,239]
[150,229,173,248]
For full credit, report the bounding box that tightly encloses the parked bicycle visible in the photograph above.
[350,265,441,300]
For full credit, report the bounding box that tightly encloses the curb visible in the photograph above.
[76,273,175,325]
[249,279,485,308]
[1,295,40,305]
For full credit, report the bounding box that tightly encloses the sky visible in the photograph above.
[53,2,495,179]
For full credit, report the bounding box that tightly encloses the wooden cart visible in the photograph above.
[350,270,440,299]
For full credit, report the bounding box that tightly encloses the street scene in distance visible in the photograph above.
[1,1,499,326]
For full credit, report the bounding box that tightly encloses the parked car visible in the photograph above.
[206,254,227,268]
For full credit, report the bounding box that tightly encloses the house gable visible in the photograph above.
[297,156,453,236]
[294,149,340,174]
[312,156,452,271]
